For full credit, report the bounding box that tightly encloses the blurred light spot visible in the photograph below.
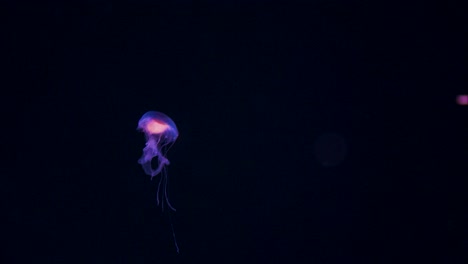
[456,95,468,105]
[313,133,347,167]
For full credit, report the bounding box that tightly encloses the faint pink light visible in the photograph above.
[456,95,468,105]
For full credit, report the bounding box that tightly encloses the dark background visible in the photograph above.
[2,1,466,263]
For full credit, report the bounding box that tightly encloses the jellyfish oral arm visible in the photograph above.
[138,139,169,178]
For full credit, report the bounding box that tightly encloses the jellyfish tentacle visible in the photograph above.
[164,172,176,211]
[156,172,163,206]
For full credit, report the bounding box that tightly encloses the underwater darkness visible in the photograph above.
[2,1,465,263]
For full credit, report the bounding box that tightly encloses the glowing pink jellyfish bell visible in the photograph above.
[137,111,178,211]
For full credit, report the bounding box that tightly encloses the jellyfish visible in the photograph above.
[138,111,180,253]
[137,111,178,211]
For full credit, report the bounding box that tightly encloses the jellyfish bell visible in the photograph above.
[137,111,179,141]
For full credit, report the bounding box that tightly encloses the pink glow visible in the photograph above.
[456,95,468,105]
[146,119,169,134]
